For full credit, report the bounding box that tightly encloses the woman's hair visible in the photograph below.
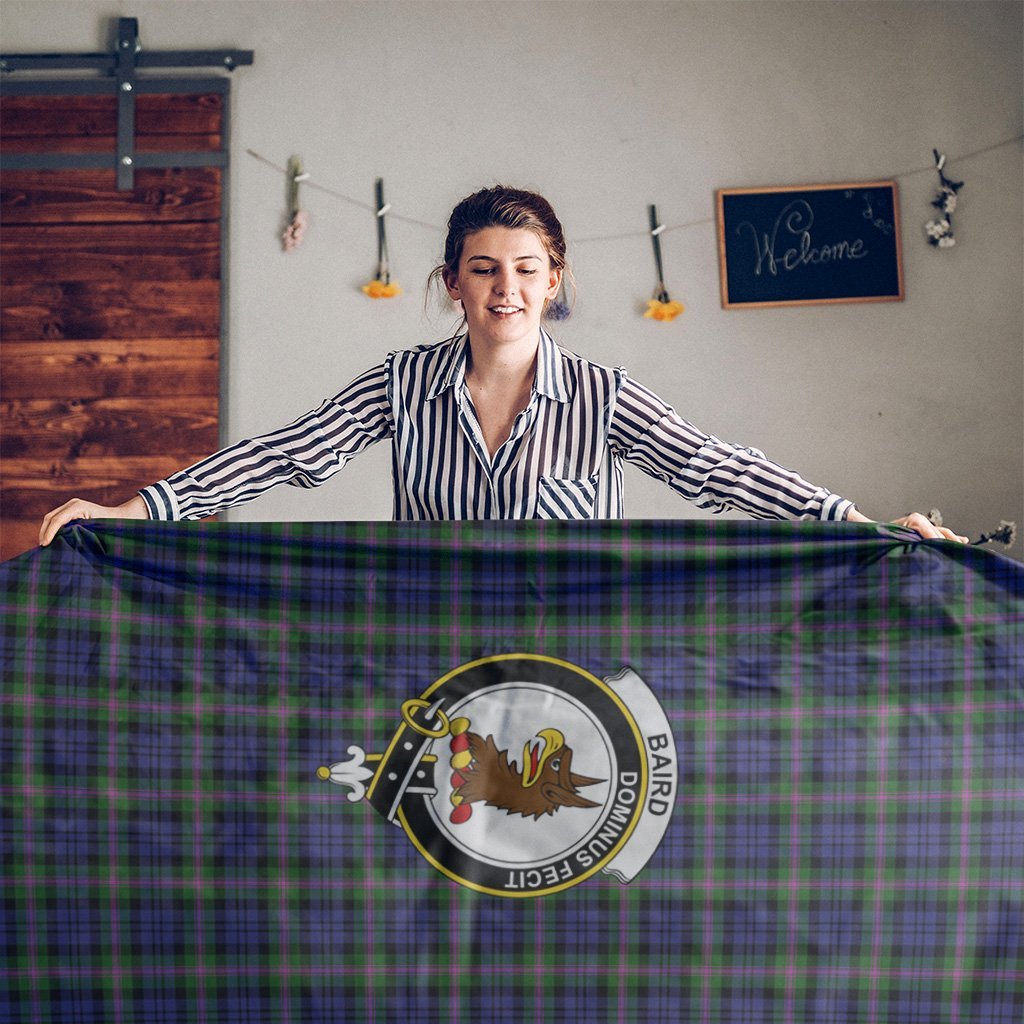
[427,185,573,319]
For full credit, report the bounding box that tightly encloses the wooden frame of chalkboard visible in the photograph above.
[716,181,904,309]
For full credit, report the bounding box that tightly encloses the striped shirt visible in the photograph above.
[139,331,854,522]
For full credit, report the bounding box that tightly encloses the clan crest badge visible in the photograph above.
[318,654,677,898]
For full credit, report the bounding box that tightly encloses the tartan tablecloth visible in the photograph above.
[1,519,1021,1023]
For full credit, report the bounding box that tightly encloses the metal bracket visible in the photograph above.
[116,18,140,189]
[1,16,254,191]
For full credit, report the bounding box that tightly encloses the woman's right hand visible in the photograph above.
[39,494,149,547]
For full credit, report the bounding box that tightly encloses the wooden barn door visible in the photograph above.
[0,95,222,561]
[1,22,249,561]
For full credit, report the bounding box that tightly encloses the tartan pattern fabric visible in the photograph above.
[1,519,1022,1024]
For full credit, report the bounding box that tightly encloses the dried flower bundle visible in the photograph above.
[973,521,1017,548]
[363,178,401,299]
[644,204,684,324]
[925,150,963,249]
[282,156,309,253]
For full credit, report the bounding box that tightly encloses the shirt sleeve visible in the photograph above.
[139,361,394,520]
[607,374,855,522]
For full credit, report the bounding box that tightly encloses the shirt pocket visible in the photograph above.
[535,475,599,520]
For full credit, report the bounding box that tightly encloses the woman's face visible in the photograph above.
[445,227,561,349]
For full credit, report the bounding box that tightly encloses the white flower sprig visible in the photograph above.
[932,509,1016,548]
[973,521,1017,548]
[924,150,963,249]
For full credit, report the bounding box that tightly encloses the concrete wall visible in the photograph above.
[4,0,1022,549]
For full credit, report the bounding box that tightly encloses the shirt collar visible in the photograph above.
[426,335,469,400]
[426,329,570,403]
[535,328,571,403]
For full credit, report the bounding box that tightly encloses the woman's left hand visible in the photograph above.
[848,509,969,543]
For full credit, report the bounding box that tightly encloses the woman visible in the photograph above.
[39,186,967,544]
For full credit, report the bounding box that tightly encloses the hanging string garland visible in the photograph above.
[361,178,402,299]
[924,149,964,249]
[250,132,1021,304]
[644,205,685,323]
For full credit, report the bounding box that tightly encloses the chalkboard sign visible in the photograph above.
[716,181,904,309]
